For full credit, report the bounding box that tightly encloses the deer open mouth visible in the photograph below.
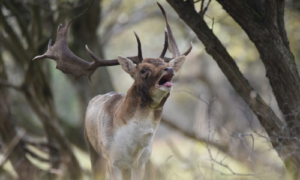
[157,74,174,88]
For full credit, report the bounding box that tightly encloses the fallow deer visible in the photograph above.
[33,3,192,180]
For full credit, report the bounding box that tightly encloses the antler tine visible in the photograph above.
[33,20,144,81]
[86,32,144,66]
[134,32,143,63]
[159,28,169,59]
[32,39,53,60]
[163,42,193,62]
[157,3,193,61]
[157,2,180,58]
[85,45,119,67]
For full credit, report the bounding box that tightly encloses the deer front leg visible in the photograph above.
[108,163,122,180]
[131,163,145,180]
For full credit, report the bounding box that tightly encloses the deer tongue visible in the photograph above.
[165,81,173,87]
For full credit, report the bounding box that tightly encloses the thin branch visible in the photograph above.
[0,9,29,61]
[22,88,82,179]
[0,33,26,67]
[210,159,262,180]
[166,140,187,162]
[73,0,94,20]
[161,117,228,153]
[204,103,260,179]
[199,0,212,18]
[200,0,205,12]
[32,4,43,40]
[4,0,35,52]
[0,130,26,167]
[194,0,202,3]
[23,140,59,153]
[0,78,21,90]
[207,96,217,120]
[23,147,50,163]
[101,7,162,45]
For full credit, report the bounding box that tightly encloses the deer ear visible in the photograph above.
[169,56,186,72]
[118,56,137,76]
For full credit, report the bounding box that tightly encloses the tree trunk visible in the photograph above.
[52,0,115,151]
[70,0,114,119]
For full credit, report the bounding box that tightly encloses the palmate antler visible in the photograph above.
[32,19,144,81]
[33,3,192,80]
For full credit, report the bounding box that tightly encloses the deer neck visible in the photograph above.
[132,82,169,109]
[118,83,169,121]
[149,88,170,109]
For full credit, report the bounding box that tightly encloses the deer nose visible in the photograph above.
[164,67,174,74]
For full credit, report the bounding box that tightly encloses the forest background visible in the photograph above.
[1,0,300,180]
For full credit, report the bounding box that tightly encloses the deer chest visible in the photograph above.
[109,110,160,168]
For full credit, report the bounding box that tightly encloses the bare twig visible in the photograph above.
[4,0,34,51]
[200,0,205,12]
[0,33,26,66]
[22,88,82,179]
[0,10,29,61]
[201,96,261,179]
[209,160,262,180]
[207,96,217,120]
[102,10,162,45]
[199,0,212,18]
[0,78,21,90]
[0,129,26,167]
[23,140,59,153]
[167,140,187,162]
[161,117,228,152]
[165,155,173,162]
[73,0,94,20]
[23,146,50,163]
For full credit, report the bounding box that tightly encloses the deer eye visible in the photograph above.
[141,69,147,74]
